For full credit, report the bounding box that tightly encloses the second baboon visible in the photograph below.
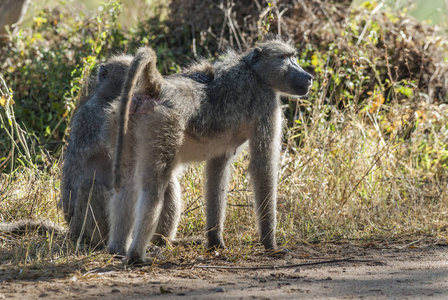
[60,54,134,249]
[108,37,313,264]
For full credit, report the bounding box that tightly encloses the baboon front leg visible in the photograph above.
[152,175,182,245]
[250,165,278,250]
[107,187,137,256]
[249,109,282,250]
[205,154,233,249]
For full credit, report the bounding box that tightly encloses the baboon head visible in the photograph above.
[250,39,313,97]
[97,55,134,98]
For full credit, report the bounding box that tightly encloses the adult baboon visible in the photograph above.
[60,54,134,249]
[108,37,313,264]
[0,56,132,244]
[61,53,214,249]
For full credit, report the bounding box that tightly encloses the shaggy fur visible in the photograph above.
[108,37,313,264]
[61,52,214,249]
[60,54,134,248]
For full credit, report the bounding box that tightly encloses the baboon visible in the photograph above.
[180,60,215,85]
[108,37,313,264]
[0,56,132,243]
[61,53,214,249]
[60,54,134,249]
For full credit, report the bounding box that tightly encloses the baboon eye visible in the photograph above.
[282,54,296,60]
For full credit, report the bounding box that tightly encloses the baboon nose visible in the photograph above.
[307,74,314,85]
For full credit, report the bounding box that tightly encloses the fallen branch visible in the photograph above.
[195,258,383,270]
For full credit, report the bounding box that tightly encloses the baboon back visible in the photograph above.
[61,54,134,248]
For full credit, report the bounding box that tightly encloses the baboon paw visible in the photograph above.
[150,235,171,247]
[147,244,162,253]
[127,254,147,266]
[107,244,126,257]
[111,253,127,260]
[206,234,225,249]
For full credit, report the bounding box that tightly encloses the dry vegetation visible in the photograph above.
[1,0,448,277]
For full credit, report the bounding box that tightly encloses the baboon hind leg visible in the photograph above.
[152,175,182,245]
[126,111,183,263]
[127,178,170,264]
[70,179,110,250]
[107,186,138,256]
[205,154,233,249]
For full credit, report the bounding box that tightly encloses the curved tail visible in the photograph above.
[113,47,162,191]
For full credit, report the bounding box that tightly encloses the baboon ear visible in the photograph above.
[252,47,262,64]
[98,65,108,83]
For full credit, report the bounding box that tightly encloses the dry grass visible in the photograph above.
[2,96,447,270]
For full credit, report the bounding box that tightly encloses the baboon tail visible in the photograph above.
[0,219,66,236]
[113,47,161,191]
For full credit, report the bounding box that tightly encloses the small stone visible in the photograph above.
[214,287,225,293]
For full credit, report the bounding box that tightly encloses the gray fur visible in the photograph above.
[1,54,214,248]
[60,54,134,249]
[0,219,66,235]
[108,37,312,264]
[112,47,163,191]
[60,51,214,251]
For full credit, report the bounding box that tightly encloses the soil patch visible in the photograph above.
[1,243,447,299]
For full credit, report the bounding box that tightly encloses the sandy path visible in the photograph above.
[1,245,447,299]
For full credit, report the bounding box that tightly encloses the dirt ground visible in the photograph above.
[1,243,447,299]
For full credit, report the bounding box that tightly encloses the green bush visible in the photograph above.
[0,1,123,162]
[0,0,198,167]
[1,0,447,168]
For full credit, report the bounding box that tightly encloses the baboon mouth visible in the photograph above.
[297,84,312,96]
[279,88,310,98]
[301,81,313,96]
